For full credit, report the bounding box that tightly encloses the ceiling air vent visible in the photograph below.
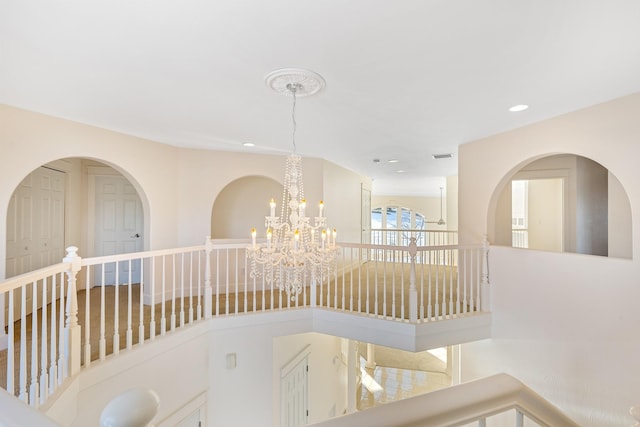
[432,153,453,159]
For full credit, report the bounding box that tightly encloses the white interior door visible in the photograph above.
[95,175,143,285]
[5,166,65,320]
[281,347,310,427]
[6,166,65,277]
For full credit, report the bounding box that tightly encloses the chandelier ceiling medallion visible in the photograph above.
[247,69,338,300]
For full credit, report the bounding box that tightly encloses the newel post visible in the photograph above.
[63,246,82,377]
[408,237,418,322]
[480,234,491,312]
[204,236,213,319]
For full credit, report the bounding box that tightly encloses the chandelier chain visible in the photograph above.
[291,85,297,153]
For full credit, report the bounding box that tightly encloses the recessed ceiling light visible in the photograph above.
[388,159,399,163]
[509,104,529,112]
[396,170,405,173]
[432,153,453,159]
[242,142,255,147]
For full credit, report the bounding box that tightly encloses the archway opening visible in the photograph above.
[490,154,632,259]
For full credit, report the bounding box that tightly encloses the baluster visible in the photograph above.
[365,251,370,314]
[261,267,266,312]
[334,254,347,310]
[160,256,166,336]
[30,280,38,406]
[99,264,106,360]
[478,418,486,427]
[348,249,353,312]
[180,253,185,327]
[375,255,380,317]
[234,248,238,314]
[241,249,247,312]
[57,270,66,384]
[214,248,220,316]
[126,259,133,350]
[189,252,194,323]
[204,236,213,319]
[481,235,491,312]
[442,250,448,318]
[390,250,395,318]
[7,289,15,396]
[400,251,405,320]
[84,268,91,367]
[435,249,441,318]
[225,248,230,315]
[418,258,424,321]
[408,238,417,322]
[476,248,482,311]
[63,246,82,377]
[516,409,524,427]
[234,248,241,314]
[357,248,362,314]
[249,256,256,313]
[19,285,27,402]
[319,265,324,308]
[455,248,461,316]
[427,251,433,320]
[170,254,176,332]
[196,252,202,320]
[113,265,120,355]
[270,267,275,310]
[40,277,49,404]
[449,249,454,318]
[462,249,468,314]
[150,256,156,340]
[138,258,145,345]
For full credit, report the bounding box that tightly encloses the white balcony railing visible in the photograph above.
[0,237,489,411]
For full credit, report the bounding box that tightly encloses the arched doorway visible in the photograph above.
[5,157,147,278]
[490,153,632,258]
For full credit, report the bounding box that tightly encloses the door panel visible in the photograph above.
[94,175,143,285]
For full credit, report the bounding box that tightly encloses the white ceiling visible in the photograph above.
[2,1,640,196]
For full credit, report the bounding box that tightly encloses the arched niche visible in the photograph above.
[488,153,632,259]
[211,176,282,239]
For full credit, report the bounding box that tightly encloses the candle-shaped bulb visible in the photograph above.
[300,199,306,217]
[332,228,337,247]
[269,198,276,217]
[251,227,257,248]
[319,200,324,217]
[321,229,327,249]
[267,228,272,249]
[294,229,300,250]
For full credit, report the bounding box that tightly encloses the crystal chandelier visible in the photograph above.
[247,69,339,300]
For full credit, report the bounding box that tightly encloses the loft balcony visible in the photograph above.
[0,235,493,425]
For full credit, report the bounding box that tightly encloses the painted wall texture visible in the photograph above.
[458,93,640,427]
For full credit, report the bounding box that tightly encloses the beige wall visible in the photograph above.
[458,93,640,427]
[0,105,368,279]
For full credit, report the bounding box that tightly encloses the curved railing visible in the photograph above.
[0,237,489,411]
[309,373,580,427]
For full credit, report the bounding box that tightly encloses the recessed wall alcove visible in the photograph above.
[489,154,632,259]
[211,176,282,239]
